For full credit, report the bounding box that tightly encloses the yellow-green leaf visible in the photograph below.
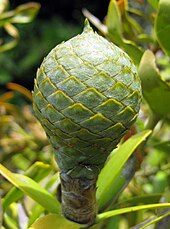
[0,164,60,214]
[97,130,152,210]
[29,214,81,229]
[11,3,41,24]
[138,50,170,118]
[97,203,170,223]
[155,0,170,56]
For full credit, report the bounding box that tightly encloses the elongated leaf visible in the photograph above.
[0,0,9,14]
[106,0,123,43]
[138,50,170,118]
[29,214,80,229]
[0,164,60,213]
[96,130,152,210]
[4,23,19,38]
[3,203,18,229]
[97,203,170,222]
[2,162,52,210]
[11,3,41,24]
[98,154,138,212]
[138,212,170,229]
[0,38,18,52]
[122,40,143,65]
[155,0,170,56]
[106,0,143,65]
[27,204,45,228]
[115,194,162,208]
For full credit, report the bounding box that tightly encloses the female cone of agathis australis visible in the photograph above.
[33,19,142,225]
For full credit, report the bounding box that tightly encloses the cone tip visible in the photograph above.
[83,18,93,33]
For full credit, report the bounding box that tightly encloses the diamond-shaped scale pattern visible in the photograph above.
[80,113,113,134]
[93,99,123,118]
[57,76,86,97]
[86,72,114,92]
[47,65,69,85]
[62,103,93,122]
[103,82,130,101]
[33,20,142,179]
[73,88,106,109]
[47,90,73,110]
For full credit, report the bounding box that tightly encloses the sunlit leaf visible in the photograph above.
[4,23,19,38]
[97,130,152,211]
[2,162,52,210]
[0,0,9,14]
[106,0,123,44]
[155,0,170,56]
[106,0,143,65]
[138,50,170,118]
[98,154,137,212]
[29,214,81,229]
[97,203,170,222]
[11,3,41,24]
[0,164,60,213]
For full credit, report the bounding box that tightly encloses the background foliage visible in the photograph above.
[0,0,170,229]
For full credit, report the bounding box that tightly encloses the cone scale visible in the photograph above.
[33,20,142,225]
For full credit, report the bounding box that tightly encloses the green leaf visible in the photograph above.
[0,3,40,26]
[121,40,143,65]
[148,0,159,9]
[29,214,81,229]
[115,194,162,208]
[3,203,18,229]
[138,50,170,118]
[0,0,9,14]
[97,203,170,223]
[11,3,41,24]
[106,0,123,43]
[153,141,170,154]
[27,204,45,228]
[0,164,60,214]
[98,154,138,212]
[106,0,143,65]
[155,0,170,56]
[96,130,152,211]
[134,210,170,229]
[0,38,18,53]
[2,161,52,210]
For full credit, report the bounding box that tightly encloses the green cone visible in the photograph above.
[33,19,142,225]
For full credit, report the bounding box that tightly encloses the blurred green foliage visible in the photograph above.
[0,0,40,53]
[0,16,81,89]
